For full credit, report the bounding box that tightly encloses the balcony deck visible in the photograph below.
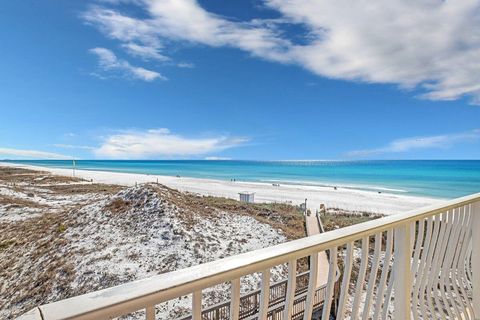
[18,192,480,320]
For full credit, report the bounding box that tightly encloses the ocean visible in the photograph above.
[3,160,480,199]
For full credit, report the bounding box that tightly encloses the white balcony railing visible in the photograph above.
[19,192,480,320]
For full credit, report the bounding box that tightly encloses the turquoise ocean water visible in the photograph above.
[3,160,480,199]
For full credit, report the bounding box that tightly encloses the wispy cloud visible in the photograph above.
[121,42,169,61]
[177,62,195,69]
[53,144,95,150]
[204,156,232,160]
[83,0,480,104]
[346,129,480,158]
[89,47,166,81]
[0,148,71,160]
[94,128,248,159]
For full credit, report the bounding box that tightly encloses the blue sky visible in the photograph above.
[1,0,480,160]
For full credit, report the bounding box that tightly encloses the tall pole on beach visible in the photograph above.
[72,159,76,177]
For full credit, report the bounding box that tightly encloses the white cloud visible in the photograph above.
[83,1,291,63]
[266,0,480,103]
[94,128,248,159]
[84,0,480,103]
[0,148,71,160]
[89,47,166,81]
[346,129,480,158]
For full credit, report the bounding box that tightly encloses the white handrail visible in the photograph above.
[19,192,480,320]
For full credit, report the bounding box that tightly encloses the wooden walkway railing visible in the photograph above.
[178,210,335,320]
[178,271,331,320]
[18,192,480,320]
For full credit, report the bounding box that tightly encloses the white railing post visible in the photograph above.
[394,224,412,319]
[283,260,297,319]
[258,269,271,320]
[472,202,480,320]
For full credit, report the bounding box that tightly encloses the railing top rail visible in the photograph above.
[21,192,480,320]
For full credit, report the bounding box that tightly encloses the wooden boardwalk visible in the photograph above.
[304,212,330,289]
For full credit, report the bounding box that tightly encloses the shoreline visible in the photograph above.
[0,162,443,215]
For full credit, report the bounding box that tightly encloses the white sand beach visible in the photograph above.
[0,162,442,215]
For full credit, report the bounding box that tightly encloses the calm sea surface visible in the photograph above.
[4,160,480,199]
